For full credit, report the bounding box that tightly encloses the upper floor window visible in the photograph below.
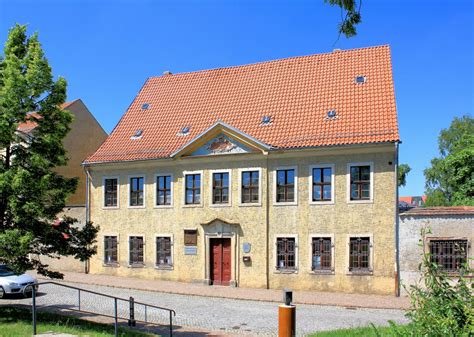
[312,167,333,202]
[185,173,201,205]
[104,178,118,207]
[241,170,259,204]
[212,172,229,204]
[349,164,372,201]
[349,237,371,273]
[311,237,332,272]
[276,168,296,203]
[156,175,172,206]
[429,239,468,273]
[156,236,173,268]
[129,177,144,207]
[104,236,118,265]
[276,237,297,271]
[129,236,144,266]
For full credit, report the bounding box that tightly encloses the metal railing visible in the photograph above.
[26,281,176,336]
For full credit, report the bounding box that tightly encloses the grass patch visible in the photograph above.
[307,325,400,336]
[0,306,155,336]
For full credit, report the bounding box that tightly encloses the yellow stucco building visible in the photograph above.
[84,46,401,295]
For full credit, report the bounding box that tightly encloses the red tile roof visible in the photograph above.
[16,100,78,133]
[86,45,399,164]
[400,207,474,217]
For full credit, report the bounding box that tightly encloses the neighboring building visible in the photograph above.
[17,99,108,272]
[399,207,474,294]
[399,196,426,208]
[84,46,400,295]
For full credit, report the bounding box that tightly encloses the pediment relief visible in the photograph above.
[191,134,252,156]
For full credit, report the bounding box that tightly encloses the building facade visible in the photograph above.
[84,46,400,295]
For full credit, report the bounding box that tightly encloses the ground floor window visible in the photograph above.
[156,236,173,268]
[311,237,332,272]
[129,236,144,266]
[429,239,468,273]
[349,237,371,272]
[276,237,296,271]
[104,236,118,265]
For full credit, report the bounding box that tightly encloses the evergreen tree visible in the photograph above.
[0,24,98,278]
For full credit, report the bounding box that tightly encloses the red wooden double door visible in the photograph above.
[210,238,231,286]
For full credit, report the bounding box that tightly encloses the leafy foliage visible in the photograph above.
[398,163,411,187]
[424,115,474,206]
[324,0,362,38]
[0,24,98,278]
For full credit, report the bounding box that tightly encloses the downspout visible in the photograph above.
[265,154,270,289]
[83,165,91,274]
[394,142,400,297]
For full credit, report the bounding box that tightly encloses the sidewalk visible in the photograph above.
[33,271,410,310]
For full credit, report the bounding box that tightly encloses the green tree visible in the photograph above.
[0,24,98,278]
[324,0,362,38]
[424,116,474,206]
[398,163,411,187]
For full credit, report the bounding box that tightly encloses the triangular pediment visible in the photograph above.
[171,121,270,158]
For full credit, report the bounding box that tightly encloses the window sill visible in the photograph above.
[274,269,298,274]
[210,203,232,208]
[272,202,298,207]
[128,206,146,209]
[155,265,173,271]
[347,200,373,205]
[309,201,334,206]
[238,203,262,207]
[128,264,146,268]
[102,206,120,210]
[182,204,203,208]
[103,263,119,268]
[346,270,373,276]
[310,270,335,275]
[153,205,173,209]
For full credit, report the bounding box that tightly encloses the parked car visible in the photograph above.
[0,264,38,298]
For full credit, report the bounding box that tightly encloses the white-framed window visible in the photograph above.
[155,234,173,269]
[309,234,335,273]
[154,173,173,207]
[309,164,335,204]
[347,162,374,203]
[238,168,262,206]
[210,169,231,206]
[273,166,298,205]
[346,234,374,274]
[274,235,298,273]
[128,235,145,267]
[103,233,119,266]
[128,175,146,208]
[103,176,119,208]
[183,171,203,207]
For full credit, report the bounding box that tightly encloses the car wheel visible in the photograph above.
[0,286,5,299]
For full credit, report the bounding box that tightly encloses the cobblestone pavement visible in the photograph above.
[3,282,409,336]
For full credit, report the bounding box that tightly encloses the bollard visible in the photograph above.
[278,289,295,337]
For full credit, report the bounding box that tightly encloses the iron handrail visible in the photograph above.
[26,281,176,336]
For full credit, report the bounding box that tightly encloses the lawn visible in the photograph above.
[0,306,156,336]
[308,325,400,336]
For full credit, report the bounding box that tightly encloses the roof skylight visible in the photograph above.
[326,110,338,120]
[131,129,143,140]
[261,115,272,125]
[141,103,150,110]
[177,126,190,136]
[355,76,366,84]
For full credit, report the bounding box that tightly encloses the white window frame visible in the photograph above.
[154,173,174,208]
[103,233,120,267]
[274,234,299,273]
[309,164,335,205]
[308,233,335,274]
[209,169,232,207]
[127,234,146,267]
[346,162,374,204]
[345,233,374,275]
[154,234,174,270]
[102,176,120,209]
[182,170,204,207]
[238,167,262,207]
[273,166,298,206]
[128,174,146,209]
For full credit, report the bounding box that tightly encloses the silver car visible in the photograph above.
[0,264,38,298]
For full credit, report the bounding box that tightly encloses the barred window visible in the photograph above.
[276,169,295,203]
[350,165,371,200]
[156,175,172,206]
[430,240,468,272]
[276,237,296,270]
[212,172,229,204]
[130,177,144,206]
[104,178,118,207]
[185,174,201,204]
[104,236,118,265]
[129,236,144,265]
[156,237,172,267]
[312,237,332,271]
[242,171,259,203]
[312,167,332,201]
[349,237,371,272]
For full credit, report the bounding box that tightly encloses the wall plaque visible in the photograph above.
[184,246,197,255]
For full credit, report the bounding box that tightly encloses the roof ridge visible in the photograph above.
[150,44,391,79]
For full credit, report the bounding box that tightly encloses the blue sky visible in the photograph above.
[1,0,472,196]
